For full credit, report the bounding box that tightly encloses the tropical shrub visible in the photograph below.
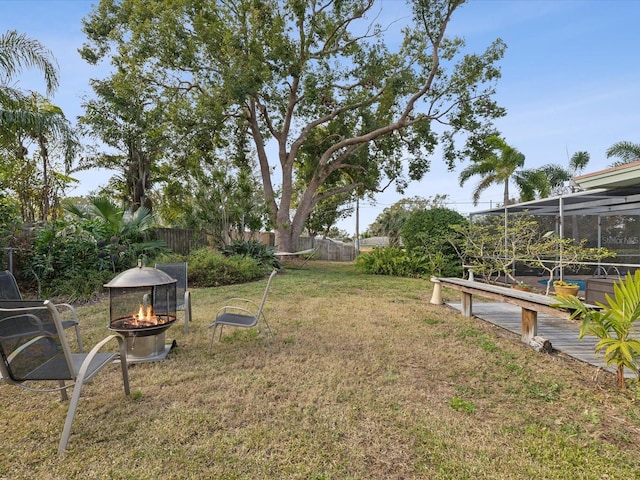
[25,220,112,300]
[355,247,430,277]
[64,197,167,271]
[220,240,281,271]
[187,248,265,287]
[23,197,169,300]
[554,270,640,389]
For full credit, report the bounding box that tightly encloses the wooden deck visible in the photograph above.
[448,301,637,379]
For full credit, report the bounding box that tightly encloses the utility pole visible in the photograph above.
[355,198,360,257]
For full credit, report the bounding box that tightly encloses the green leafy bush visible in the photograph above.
[220,240,282,271]
[23,198,169,300]
[187,248,265,287]
[355,247,430,277]
[400,207,466,277]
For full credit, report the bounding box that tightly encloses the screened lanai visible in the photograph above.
[468,161,640,288]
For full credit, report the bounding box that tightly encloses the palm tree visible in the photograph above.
[459,136,549,206]
[3,92,78,222]
[0,30,59,130]
[512,168,551,202]
[21,93,79,220]
[606,141,640,167]
[541,150,590,195]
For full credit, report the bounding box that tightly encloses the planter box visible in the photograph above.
[554,285,580,297]
[585,278,621,304]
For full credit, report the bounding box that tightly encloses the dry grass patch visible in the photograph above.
[1,262,639,479]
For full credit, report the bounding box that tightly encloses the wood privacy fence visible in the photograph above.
[154,228,212,255]
[295,237,356,262]
[154,228,355,261]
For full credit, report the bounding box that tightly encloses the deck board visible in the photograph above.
[448,302,637,379]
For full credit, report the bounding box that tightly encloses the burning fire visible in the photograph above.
[130,304,158,327]
[113,303,175,330]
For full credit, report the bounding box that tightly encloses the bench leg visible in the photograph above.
[461,292,472,317]
[521,308,537,343]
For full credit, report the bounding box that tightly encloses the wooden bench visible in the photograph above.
[431,277,595,345]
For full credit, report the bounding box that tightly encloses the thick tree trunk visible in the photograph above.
[275,228,295,253]
[274,214,306,252]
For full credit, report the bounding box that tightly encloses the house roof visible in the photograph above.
[472,186,640,217]
[574,160,640,189]
[472,161,640,218]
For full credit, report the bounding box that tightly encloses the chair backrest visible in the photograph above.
[155,263,187,309]
[0,299,73,383]
[257,270,278,318]
[0,270,23,300]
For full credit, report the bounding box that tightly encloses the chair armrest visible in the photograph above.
[77,334,128,381]
[220,298,260,311]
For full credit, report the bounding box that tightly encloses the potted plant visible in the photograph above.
[553,280,580,297]
[512,282,532,292]
[553,271,640,389]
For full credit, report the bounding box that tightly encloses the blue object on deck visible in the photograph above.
[538,279,586,290]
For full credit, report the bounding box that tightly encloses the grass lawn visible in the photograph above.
[1,261,639,479]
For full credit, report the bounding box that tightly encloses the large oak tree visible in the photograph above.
[81,0,505,251]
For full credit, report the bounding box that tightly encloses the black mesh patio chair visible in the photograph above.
[155,262,192,333]
[0,270,83,351]
[209,269,277,353]
[0,299,130,454]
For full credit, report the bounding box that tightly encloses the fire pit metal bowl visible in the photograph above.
[104,264,178,363]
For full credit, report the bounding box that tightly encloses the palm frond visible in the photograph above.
[606,141,640,166]
[0,30,59,94]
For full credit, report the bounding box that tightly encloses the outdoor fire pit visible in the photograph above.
[104,261,177,363]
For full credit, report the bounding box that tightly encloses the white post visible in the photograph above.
[430,277,444,305]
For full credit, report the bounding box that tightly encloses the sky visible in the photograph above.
[2,0,640,235]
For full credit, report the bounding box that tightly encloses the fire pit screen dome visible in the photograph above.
[105,265,177,289]
[105,263,177,362]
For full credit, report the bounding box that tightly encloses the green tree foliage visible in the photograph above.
[80,0,506,252]
[305,194,354,239]
[63,196,167,270]
[25,196,168,300]
[1,94,79,222]
[155,144,269,248]
[526,232,614,295]
[368,195,448,247]
[450,214,540,283]
[1,32,78,222]
[296,126,358,238]
[401,207,467,276]
[78,69,168,211]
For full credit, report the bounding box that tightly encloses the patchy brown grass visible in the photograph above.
[1,262,640,479]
